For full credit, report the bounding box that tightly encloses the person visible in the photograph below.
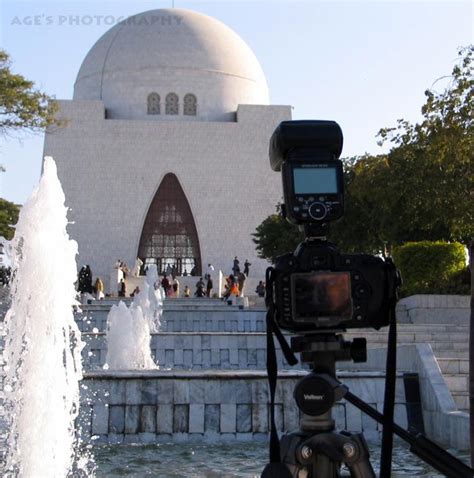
[229,280,240,297]
[130,285,140,297]
[77,265,88,294]
[118,278,126,297]
[120,261,130,278]
[94,277,104,300]
[256,281,265,298]
[84,265,93,293]
[190,265,197,276]
[237,271,247,297]
[184,285,191,297]
[206,263,215,278]
[244,259,251,276]
[165,264,173,276]
[172,276,180,297]
[161,275,171,297]
[206,275,213,297]
[195,283,206,297]
[232,256,240,275]
[132,257,143,277]
[196,277,205,290]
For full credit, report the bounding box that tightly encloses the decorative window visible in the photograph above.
[165,93,179,115]
[183,94,197,116]
[138,173,202,276]
[147,93,160,114]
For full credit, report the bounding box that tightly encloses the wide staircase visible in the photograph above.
[77,297,470,412]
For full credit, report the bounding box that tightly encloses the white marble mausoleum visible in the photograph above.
[43,8,291,289]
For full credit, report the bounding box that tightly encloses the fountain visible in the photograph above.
[104,271,162,371]
[2,157,92,477]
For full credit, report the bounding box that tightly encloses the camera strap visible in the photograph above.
[262,267,298,478]
[379,260,399,478]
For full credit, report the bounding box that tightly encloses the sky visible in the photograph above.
[0,0,472,205]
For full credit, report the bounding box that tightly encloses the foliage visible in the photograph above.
[376,45,473,245]
[254,46,473,261]
[0,197,20,240]
[252,205,304,263]
[0,49,59,138]
[392,241,469,296]
[328,155,394,255]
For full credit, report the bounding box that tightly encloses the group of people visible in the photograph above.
[77,256,264,301]
[232,257,251,277]
[193,274,213,297]
[161,274,180,297]
[78,265,105,300]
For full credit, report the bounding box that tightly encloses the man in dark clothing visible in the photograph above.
[161,275,171,297]
[243,260,251,276]
[232,256,240,275]
[206,276,213,297]
[195,284,206,297]
[256,281,265,297]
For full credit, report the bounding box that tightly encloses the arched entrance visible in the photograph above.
[138,173,202,276]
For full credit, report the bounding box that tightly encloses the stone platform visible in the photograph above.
[79,369,408,445]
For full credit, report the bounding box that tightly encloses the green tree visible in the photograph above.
[253,45,473,261]
[377,45,473,245]
[0,198,20,240]
[0,49,59,138]
[253,205,304,263]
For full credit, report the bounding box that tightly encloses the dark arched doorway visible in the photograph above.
[138,173,202,276]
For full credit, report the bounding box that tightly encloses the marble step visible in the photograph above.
[451,391,469,412]
[76,304,470,335]
[432,349,469,359]
[437,358,469,375]
[82,331,470,371]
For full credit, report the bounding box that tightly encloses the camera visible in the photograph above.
[268,120,399,333]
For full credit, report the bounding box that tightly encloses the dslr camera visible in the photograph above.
[269,120,399,334]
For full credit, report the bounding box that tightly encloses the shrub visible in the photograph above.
[392,241,469,297]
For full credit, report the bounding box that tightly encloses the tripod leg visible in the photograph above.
[343,433,376,478]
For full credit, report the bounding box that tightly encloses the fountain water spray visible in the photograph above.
[105,265,162,370]
[3,157,91,476]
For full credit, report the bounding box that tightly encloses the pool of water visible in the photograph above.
[92,442,471,477]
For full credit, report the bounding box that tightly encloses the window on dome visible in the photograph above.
[147,93,160,114]
[183,94,197,116]
[165,93,179,115]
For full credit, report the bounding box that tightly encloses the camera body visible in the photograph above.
[268,120,399,334]
[273,240,398,333]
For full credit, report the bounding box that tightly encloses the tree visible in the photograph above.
[253,205,304,263]
[0,198,20,240]
[377,45,473,245]
[0,49,59,138]
[254,46,473,262]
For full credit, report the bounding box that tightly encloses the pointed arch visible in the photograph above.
[138,173,201,276]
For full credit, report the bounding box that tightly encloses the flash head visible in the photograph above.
[269,120,343,172]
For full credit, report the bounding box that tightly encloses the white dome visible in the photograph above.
[74,9,269,121]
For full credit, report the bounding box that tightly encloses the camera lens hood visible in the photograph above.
[269,120,344,171]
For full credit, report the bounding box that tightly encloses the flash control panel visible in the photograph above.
[291,195,343,222]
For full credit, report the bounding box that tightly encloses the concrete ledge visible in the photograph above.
[396,295,469,325]
[360,344,469,450]
[78,370,407,444]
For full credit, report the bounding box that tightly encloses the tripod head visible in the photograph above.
[290,333,367,432]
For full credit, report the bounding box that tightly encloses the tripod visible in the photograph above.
[276,333,474,478]
[280,333,375,477]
